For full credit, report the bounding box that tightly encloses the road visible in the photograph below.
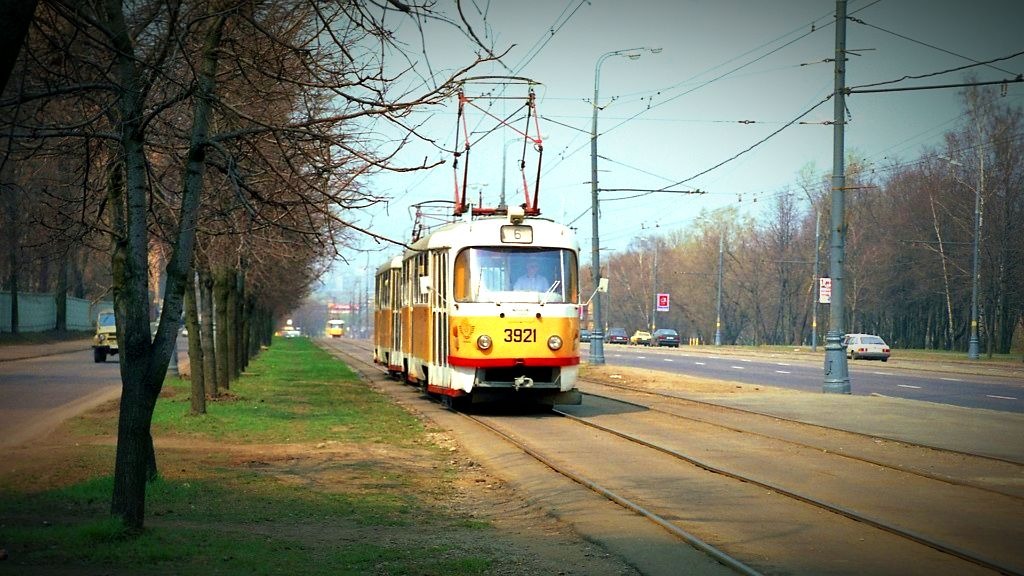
[0,346,122,448]
[590,343,1024,413]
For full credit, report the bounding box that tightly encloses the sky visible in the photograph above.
[323,0,1024,296]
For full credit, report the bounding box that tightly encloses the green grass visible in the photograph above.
[0,337,494,575]
[152,339,425,445]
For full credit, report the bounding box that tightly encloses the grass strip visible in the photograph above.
[0,337,493,575]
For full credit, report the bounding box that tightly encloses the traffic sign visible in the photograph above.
[656,293,670,312]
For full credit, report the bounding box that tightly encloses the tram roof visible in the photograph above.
[406,215,577,254]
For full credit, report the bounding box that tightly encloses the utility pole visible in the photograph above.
[715,229,724,346]
[811,209,820,352]
[650,237,658,332]
[823,0,851,394]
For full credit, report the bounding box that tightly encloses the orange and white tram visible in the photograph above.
[373,208,582,407]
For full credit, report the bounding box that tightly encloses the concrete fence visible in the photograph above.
[0,292,112,333]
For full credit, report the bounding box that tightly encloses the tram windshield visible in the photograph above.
[453,247,578,304]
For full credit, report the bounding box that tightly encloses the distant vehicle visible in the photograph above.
[843,333,890,361]
[651,328,680,347]
[605,327,628,344]
[629,330,652,346]
[92,309,118,363]
[580,329,591,342]
[282,327,302,338]
[326,319,345,338]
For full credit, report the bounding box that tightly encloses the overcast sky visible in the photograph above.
[326,0,1024,294]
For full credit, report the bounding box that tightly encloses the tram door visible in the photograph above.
[430,250,450,387]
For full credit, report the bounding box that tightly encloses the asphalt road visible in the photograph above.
[0,347,121,448]
[589,343,1024,414]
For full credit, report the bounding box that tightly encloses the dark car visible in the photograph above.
[651,328,680,347]
[580,329,591,342]
[604,327,628,344]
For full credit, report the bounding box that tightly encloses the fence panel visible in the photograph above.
[1,292,110,333]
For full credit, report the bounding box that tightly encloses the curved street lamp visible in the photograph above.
[589,46,661,365]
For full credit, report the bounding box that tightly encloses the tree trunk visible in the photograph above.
[214,267,231,391]
[227,268,238,379]
[184,272,205,415]
[56,253,68,332]
[199,267,217,397]
[108,1,227,530]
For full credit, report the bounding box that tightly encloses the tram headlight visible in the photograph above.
[547,335,563,350]
[477,334,492,350]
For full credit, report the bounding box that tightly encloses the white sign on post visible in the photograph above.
[819,277,832,304]
[656,293,670,312]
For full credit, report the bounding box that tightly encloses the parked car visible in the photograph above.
[843,333,890,361]
[604,327,628,344]
[651,328,680,347]
[629,330,652,346]
[580,329,591,342]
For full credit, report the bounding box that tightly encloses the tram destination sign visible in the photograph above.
[500,225,533,244]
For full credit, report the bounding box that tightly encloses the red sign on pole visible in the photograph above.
[656,293,670,312]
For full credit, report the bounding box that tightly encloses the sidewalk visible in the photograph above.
[0,338,93,362]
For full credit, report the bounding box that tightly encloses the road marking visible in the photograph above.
[636,356,646,360]
[873,372,894,376]
[740,358,753,363]
[898,384,922,389]
[731,366,746,370]
[775,370,791,374]
[940,377,962,382]
[694,361,706,365]
[663,358,674,362]
[986,395,1017,401]
[776,362,792,366]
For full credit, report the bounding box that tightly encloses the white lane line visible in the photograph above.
[940,377,963,382]
[694,361,706,365]
[663,358,674,362]
[636,357,647,360]
[873,372,894,376]
[776,362,792,366]
[986,395,1018,401]
[731,366,746,370]
[740,358,753,363]
[898,384,922,389]
[775,370,791,374]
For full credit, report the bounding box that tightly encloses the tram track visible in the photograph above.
[578,378,1024,497]
[321,338,1024,575]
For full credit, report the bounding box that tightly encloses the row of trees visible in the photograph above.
[597,86,1023,356]
[1,0,492,531]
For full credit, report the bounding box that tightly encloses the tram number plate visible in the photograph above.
[500,225,533,244]
[504,328,536,342]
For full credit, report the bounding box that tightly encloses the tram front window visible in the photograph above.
[454,248,578,304]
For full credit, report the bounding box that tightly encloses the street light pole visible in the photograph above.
[940,154,982,360]
[823,0,851,394]
[589,46,660,365]
[968,155,983,359]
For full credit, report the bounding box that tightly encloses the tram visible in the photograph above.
[372,77,582,407]
[374,208,581,406]
[326,303,346,338]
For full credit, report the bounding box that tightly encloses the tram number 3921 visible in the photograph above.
[503,328,536,342]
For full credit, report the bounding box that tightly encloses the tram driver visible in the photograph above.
[513,255,551,292]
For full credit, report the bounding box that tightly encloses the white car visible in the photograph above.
[843,333,890,362]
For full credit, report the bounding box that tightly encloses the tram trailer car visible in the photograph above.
[374,211,582,407]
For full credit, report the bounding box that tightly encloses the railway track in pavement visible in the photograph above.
[320,338,1024,576]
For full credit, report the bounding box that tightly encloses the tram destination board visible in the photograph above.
[500,225,533,244]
